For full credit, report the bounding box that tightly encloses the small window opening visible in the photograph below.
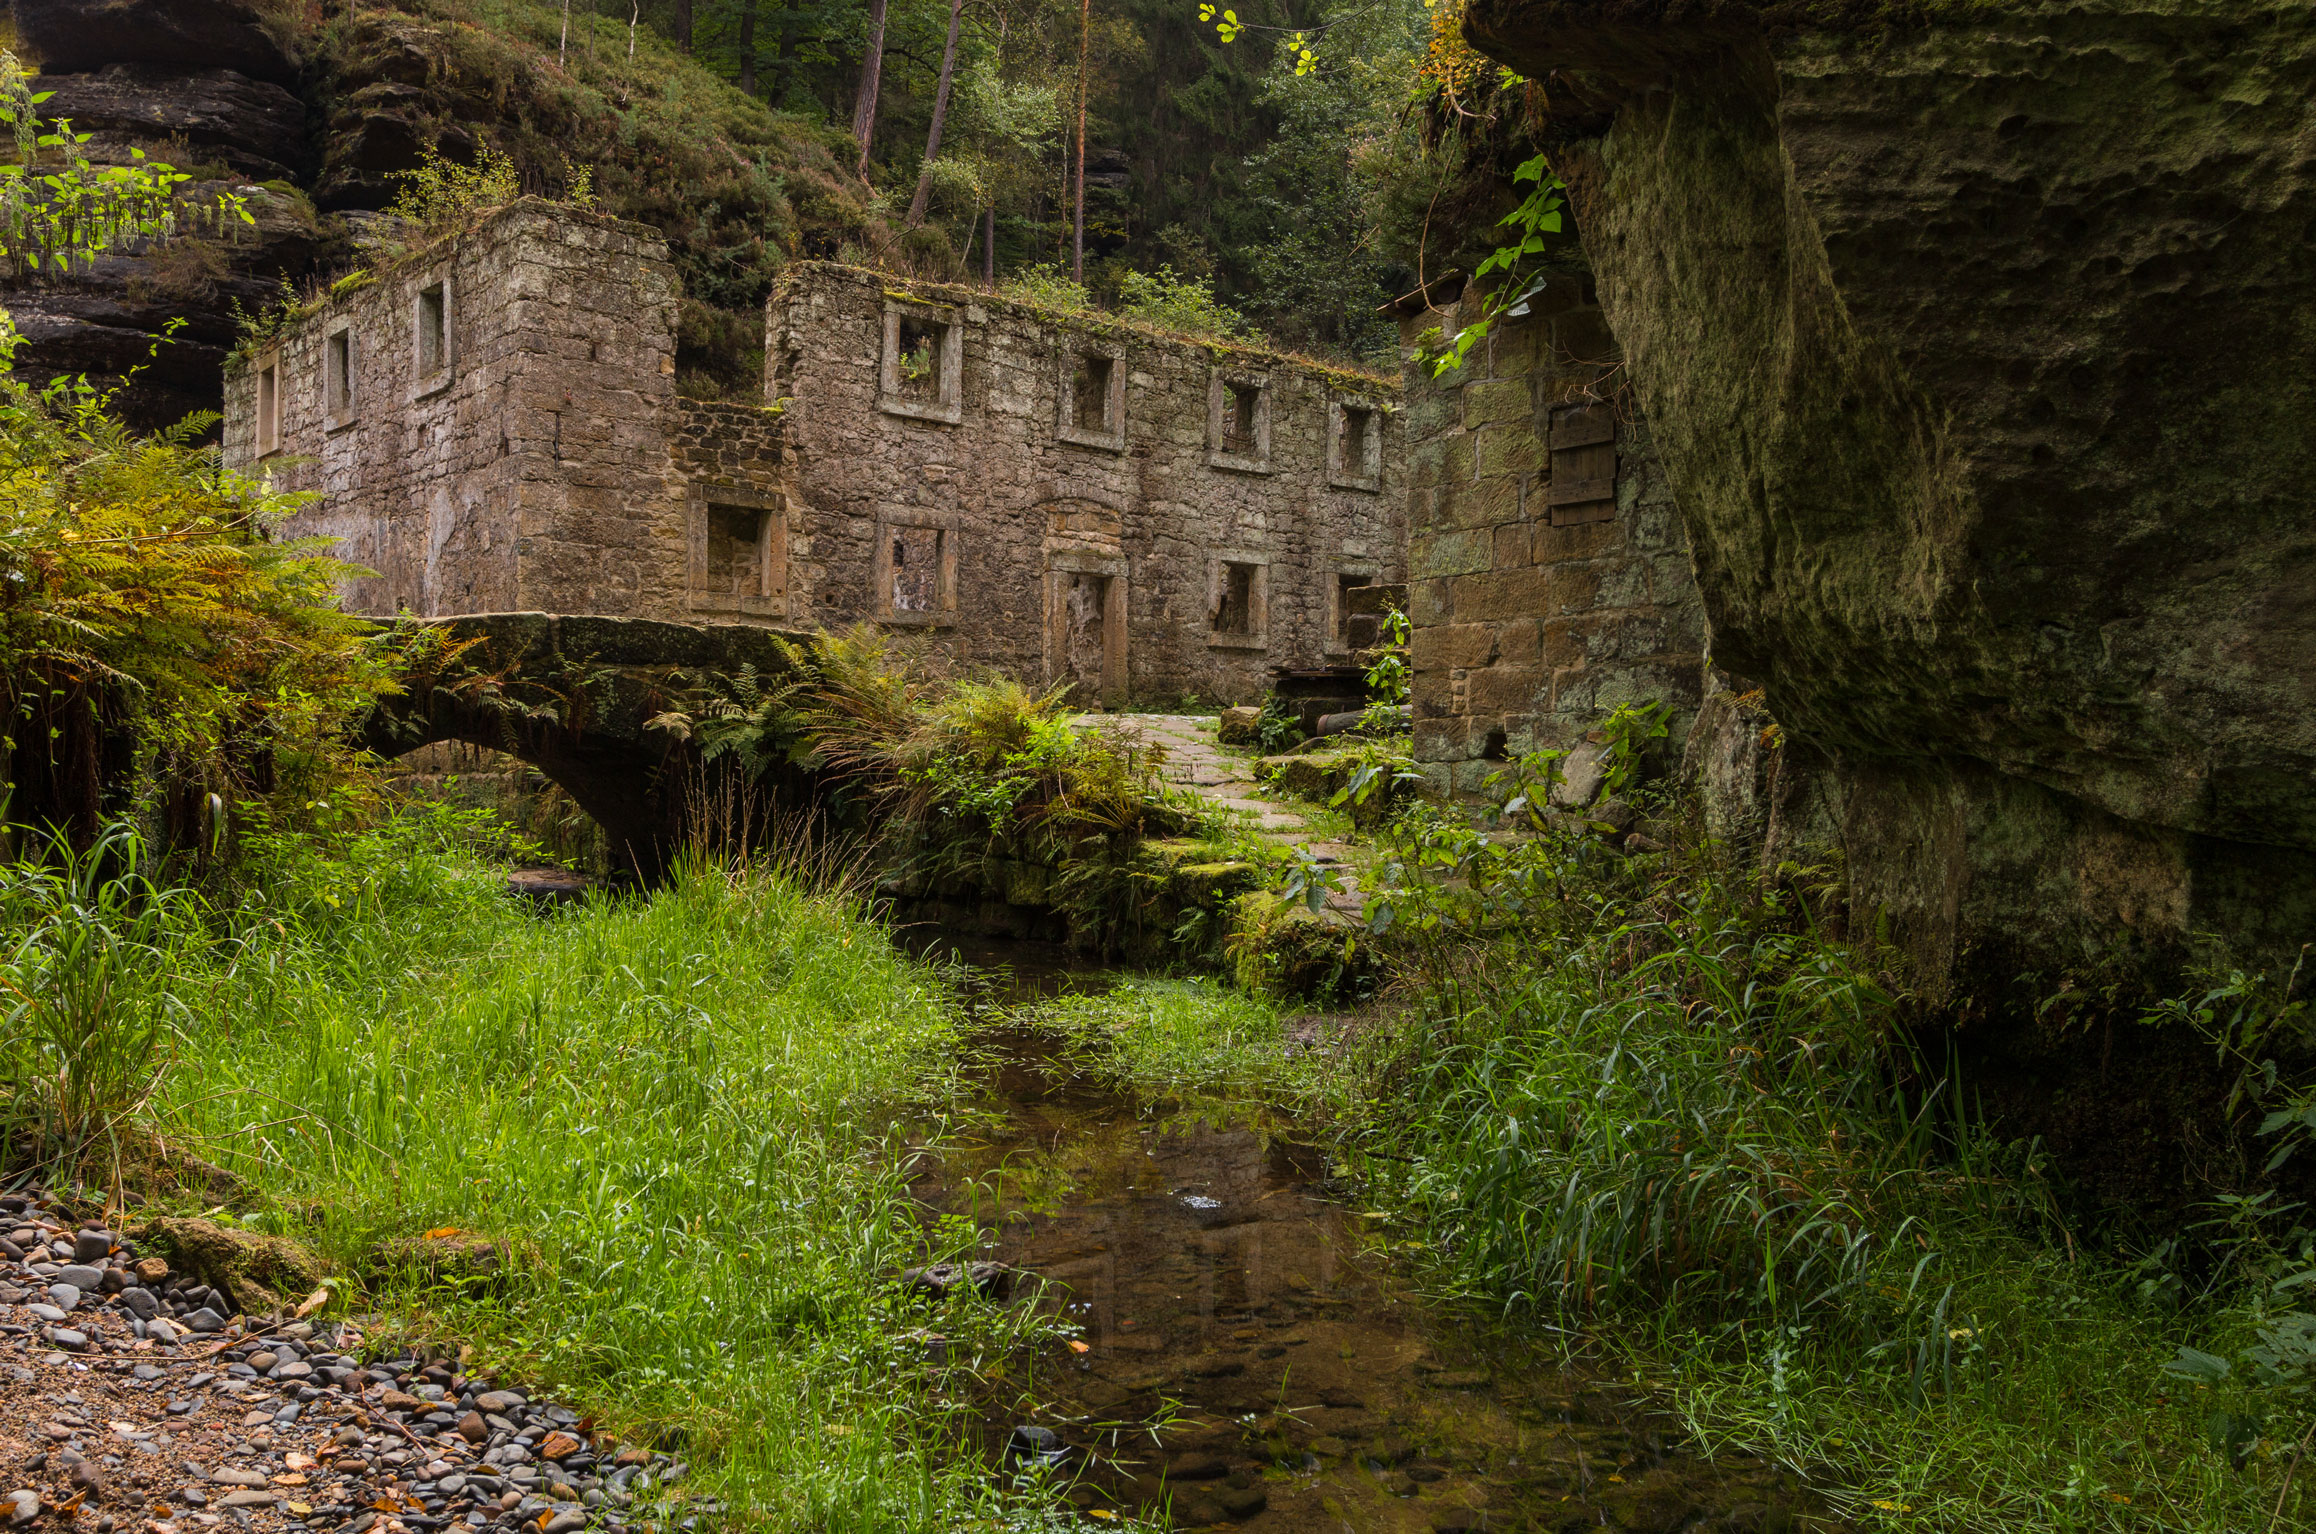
[1213,561,1258,636]
[1335,572,1373,646]
[891,525,942,613]
[1224,383,1261,456]
[417,282,448,376]
[256,360,279,454]
[896,318,942,403]
[326,331,353,416]
[705,504,766,602]
[1337,406,1372,475]
[1072,353,1115,432]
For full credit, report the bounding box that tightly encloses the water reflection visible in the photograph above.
[901,932,1827,1533]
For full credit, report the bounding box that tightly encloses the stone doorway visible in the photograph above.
[1045,556,1128,709]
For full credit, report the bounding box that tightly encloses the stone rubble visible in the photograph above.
[0,1193,705,1534]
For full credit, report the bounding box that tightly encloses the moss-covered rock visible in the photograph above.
[1465,0,2316,1000]
[132,1217,325,1317]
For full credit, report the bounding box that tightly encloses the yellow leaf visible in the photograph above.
[423,1227,462,1240]
[1066,1340,1090,1354]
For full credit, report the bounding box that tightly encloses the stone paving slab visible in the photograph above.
[1085,713,1366,913]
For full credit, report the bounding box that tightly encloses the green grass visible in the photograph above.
[130,810,1089,1531]
[1056,822,2315,1532]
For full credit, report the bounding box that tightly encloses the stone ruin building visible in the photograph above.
[221,199,1406,707]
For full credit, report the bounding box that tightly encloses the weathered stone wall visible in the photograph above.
[767,264,1406,705]
[224,201,686,616]
[226,204,1399,707]
[1397,273,1703,796]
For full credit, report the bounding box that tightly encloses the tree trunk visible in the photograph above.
[629,0,641,60]
[770,0,806,104]
[852,0,890,181]
[904,0,966,228]
[1071,0,1089,282]
[984,204,995,285]
[559,0,571,63]
[738,0,757,95]
[673,0,692,52]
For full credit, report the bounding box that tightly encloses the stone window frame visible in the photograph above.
[411,271,454,399]
[323,320,358,433]
[1205,367,1273,474]
[1206,550,1271,651]
[253,347,282,458]
[1324,563,1380,657]
[878,299,965,425]
[1055,334,1128,452]
[1043,546,1131,709]
[685,482,788,618]
[874,505,960,626]
[1327,395,1384,491]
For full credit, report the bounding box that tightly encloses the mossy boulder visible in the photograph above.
[132,1217,325,1317]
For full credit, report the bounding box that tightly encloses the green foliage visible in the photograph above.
[1114,264,1252,338]
[1310,746,2316,1528]
[1429,153,1566,377]
[1002,263,1095,312]
[131,808,1089,1528]
[0,49,253,279]
[1253,692,1301,752]
[0,825,193,1173]
[385,144,525,234]
[0,331,393,843]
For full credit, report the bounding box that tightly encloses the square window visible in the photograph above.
[1225,384,1260,455]
[325,328,355,425]
[880,303,963,422]
[414,277,453,391]
[1206,370,1271,471]
[896,319,942,403]
[1209,558,1267,648]
[687,486,785,616]
[1074,354,1113,432]
[1056,342,1126,450]
[877,510,958,624]
[255,357,280,456]
[1330,400,1382,489]
[706,504,764,597]
[891,524,940,613]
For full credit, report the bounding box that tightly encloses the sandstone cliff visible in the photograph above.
[1456,0,2316,1200]
[4,0,874,426]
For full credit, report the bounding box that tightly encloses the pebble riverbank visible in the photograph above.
[0,1193,703,1534]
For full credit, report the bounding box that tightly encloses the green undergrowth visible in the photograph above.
[100,808,1094,1531]
[1048,791,2316,1531]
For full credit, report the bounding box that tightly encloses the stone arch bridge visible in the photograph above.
[362,613,814,883]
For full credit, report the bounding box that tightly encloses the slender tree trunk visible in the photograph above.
[628,0,640,60]
[738,0,757,95]
[1071,0,1089,282]
[770,0,806,105]
[673,0,692,52]
[983,203,995,284]
[904,0,966,229]
[559,0,571,63]
[852,0,890,181]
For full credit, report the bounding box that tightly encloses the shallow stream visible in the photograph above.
[905,937,1827,1533]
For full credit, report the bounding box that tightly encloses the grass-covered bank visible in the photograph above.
[16,811,1094,1531]
[1036,840,2316,1532]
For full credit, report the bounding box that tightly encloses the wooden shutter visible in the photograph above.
[1545,404,1616,526]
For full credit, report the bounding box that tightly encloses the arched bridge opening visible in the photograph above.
[361,614,814,885]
